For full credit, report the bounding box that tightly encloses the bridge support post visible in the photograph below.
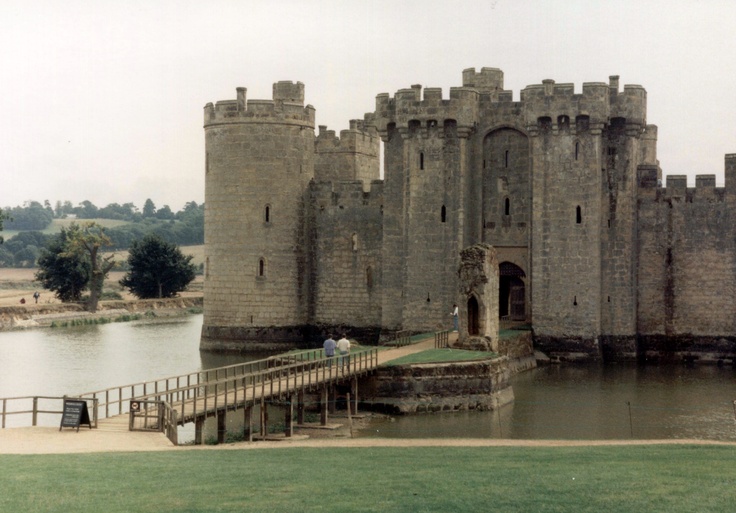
[351,377,359,415]
[194,416,204,445]
[284,394,294,438]
[244,405,253,442]
[320,386,328,426]
[329,384,336,415]
[260,398,268,437]
[297,390,305,425]
[217,410,226,444]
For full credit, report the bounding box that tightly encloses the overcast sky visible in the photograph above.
[2,0,735,212]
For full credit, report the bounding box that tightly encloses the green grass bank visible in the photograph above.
[2,444,734,512]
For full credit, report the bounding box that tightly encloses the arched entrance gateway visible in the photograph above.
[467,295,480,335]
[499,262,526,321]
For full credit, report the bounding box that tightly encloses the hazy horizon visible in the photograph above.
[3,0,735,211]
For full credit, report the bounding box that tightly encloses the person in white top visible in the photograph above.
[336,334,350,368]
[451,304,459,332]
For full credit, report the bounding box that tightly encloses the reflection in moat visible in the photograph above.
[1,315,735,440]
[358,363,736,441]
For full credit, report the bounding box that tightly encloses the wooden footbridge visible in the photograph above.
[1,332,451,446]
[94,347,379,445]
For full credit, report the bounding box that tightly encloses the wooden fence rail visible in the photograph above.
[435,330,450,348]
[0,396,98,429]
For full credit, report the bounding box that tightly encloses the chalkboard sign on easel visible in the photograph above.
[59,399,92,432]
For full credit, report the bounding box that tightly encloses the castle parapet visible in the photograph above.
[520,77,646,133]
[315,121,379,157]
[372,79,481,133]
[204,82,315,128]
[665,175,688,198]
[611,85,646,127]
[462,67,504,91]
[725,154,736,195]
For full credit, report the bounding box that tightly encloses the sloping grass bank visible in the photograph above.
[1,445,734,512]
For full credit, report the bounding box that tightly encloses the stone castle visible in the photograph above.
[200,67,736,362]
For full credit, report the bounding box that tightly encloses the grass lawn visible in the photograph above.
[382,348,497,366]
[1,445,734,512]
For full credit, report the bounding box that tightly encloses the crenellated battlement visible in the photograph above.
[520,76,646,129]
[372,82,481,133]
[204,83,315,128]
[462,67,504,91]
[371,69,648,136]
[311,179,384,209]
[638,168,727,203]
[315,121,379,157]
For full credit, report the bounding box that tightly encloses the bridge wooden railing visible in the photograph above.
[435,330,450,348]
[75,349,348,422]
[0,396,98,429]
[127,348,378,444]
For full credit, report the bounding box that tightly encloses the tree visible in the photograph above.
[75,200,99,219]
[35,227,91,302]
[4,202,53,231]
[35,222,115,311]
[0,209,6,243]
[65,222,115,311]
[120,234,196,299]
[155,204,174,220]
[142,198,156,218]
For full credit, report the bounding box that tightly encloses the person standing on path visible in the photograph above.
[451,303,459,332]
[336,334,350,369]
[323,334,336,367]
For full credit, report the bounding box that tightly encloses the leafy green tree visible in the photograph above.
[14,245,39,268]
[74,200,99,219]
[155,204,174,220]
[35,222,114,311]
[0,209,6,243]
[65,222,115,311]
[4,202,53,231]
[142,198,156,218]
[120,234,196,299]
[0,246,13,267]
[36,227,91,302]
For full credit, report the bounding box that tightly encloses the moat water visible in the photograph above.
[1,314,735,441]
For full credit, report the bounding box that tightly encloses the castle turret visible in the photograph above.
[314,120,380,187]
[201,82,316,351]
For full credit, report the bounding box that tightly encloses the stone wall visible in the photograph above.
[202,84,315,349]
[310,180,383,329]
[362,357,513,414]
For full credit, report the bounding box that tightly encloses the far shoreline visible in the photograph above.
[0,296,203,331]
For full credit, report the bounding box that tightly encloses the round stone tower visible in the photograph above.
[201,82,316,351]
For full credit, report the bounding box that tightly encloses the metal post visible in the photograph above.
[32,397,38,426]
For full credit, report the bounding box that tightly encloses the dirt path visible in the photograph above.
[2,424,733,455]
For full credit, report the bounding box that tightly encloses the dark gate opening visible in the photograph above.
[499,262,526,321]
[467,296,480,335]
